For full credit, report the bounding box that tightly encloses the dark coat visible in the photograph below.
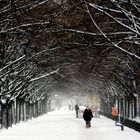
[75,105,79,111]
[83,109,93,121]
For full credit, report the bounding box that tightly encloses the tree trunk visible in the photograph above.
[23,102,27,121]
[11,101,16,124]
[16,99,20,123]
[1,104,8,128]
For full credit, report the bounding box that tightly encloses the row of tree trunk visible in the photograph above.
[0,99,47,129]
[100,96,139,119]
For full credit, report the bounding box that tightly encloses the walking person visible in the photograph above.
[75,104,79,118]
[83,106,93,128]
[111,107,118,117]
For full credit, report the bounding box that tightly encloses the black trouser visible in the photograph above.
[76,110,78,118]
[86,121,91,127]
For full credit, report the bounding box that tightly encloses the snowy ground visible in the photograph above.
[0,110,139,140]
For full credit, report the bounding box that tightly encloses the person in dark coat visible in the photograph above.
[83,106,93,128]
[75,104,79,118]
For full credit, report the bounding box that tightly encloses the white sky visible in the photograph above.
[0,109,139,140]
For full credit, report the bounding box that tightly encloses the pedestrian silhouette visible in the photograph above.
[83,106,93,128]
[111,107,118,117]
[75,104,79,118]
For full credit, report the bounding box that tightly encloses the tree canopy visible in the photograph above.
[0,0,140,105]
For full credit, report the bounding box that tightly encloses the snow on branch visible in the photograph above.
[86,5,140,60]
[88,2,140,36]
[0,55,26,72]
[64,28,134,36]
[0,22,49,33]
[110,0,140,31]
[28,0,49,11]
[30,68,60,82]
[100,63,132,95]
[26,85,44,101]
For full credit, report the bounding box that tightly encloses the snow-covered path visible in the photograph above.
[0,111,139,140]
